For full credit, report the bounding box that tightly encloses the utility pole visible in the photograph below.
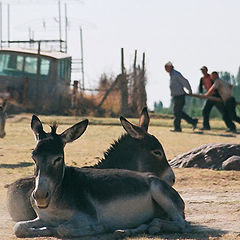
[64,2,68,53]
[0,2,2,49]
[80,27,85,90]
[58,0,62,52]
[7,4,10,47]
[35,41,41,104]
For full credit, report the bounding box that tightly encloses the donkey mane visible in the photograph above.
[92,133,144,169]
[50,122,58,135]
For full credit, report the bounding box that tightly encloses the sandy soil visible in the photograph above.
[1,169,239,240]
[0,115,240,240]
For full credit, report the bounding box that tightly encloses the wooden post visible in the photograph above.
[142,52,145,73]
[120,48,128,115]
[137,52,147,111]
[23,77,29,106]
[131,49,138,114]
[72,80,78,108]
[121,48,125,74]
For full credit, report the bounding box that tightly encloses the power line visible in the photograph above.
[0,0,84,5]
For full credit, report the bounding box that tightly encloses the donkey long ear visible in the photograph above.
[61,119,88,144]
[139,107,149,132]
[120,116,145,139]
[31,115,45,140]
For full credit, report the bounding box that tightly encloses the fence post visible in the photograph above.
[23,77,29,106]
[120,48,128,115]
[72,80,78,108]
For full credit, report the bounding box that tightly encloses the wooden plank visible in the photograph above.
[188,93,223,102]
[188,93,240,105]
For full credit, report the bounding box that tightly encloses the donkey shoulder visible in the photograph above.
[64,167,152,202]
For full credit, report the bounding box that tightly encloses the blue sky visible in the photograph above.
[1,0,240,109]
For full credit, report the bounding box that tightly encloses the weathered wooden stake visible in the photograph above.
[23,77,29,106]
[120,48,128,115]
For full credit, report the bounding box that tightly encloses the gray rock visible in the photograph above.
[222,155,240,170]
[170,143,240,170]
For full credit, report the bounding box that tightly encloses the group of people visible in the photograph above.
[164,62,240,133]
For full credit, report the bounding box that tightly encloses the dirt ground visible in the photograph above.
[0,114,240,240]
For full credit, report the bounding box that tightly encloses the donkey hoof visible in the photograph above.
[113,229,129,239]
[14,222,29,238]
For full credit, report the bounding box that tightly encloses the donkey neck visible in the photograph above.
[92,134,143,169]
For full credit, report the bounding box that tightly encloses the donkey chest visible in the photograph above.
[36,205,76,225]
[93,192,154,230]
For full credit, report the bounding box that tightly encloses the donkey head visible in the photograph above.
[31,115,88,209]
[0,100,7,138]
[120,107,175,186]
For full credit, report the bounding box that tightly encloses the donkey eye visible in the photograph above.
[53,157,62,165]
[152,150,163,157]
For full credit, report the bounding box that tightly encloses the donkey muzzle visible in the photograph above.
[32,186,51,209]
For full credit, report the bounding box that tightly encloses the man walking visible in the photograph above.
[205,71,238,133]
[165,61,198,132]
[199,66,231,130]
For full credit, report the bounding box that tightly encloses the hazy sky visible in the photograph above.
[1,0,240,109]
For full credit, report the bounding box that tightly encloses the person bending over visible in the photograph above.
[205,71,239,133]
[199,66,231,131]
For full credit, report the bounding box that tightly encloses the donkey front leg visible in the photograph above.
[57,213,106,238]
[113,223,149,238]
[150,178,187,232]
[14,217,57,238]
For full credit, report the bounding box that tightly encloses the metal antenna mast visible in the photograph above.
[0,2,2,49]
[58,0,62,52]
[80,27,84,90]
[64,2,68,53]
[7,4,10,47]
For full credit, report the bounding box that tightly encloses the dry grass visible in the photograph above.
[0,114,240,240]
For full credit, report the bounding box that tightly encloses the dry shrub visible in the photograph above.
[94,73,122,117]
[97,90,121,117]
[70,91,97,116]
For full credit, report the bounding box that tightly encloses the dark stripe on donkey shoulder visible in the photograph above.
[64,167,150,203]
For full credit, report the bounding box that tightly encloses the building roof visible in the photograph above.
[0,47,71,60]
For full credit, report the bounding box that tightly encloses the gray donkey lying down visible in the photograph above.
[7,107,175,222]
[14,115,187,238]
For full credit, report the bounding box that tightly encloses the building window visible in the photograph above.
[24,56,37,74]
[40,59,50,76]
[0,53,24,77]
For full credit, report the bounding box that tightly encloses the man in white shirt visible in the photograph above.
[165,61,198,132]
[205,71,239,133]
